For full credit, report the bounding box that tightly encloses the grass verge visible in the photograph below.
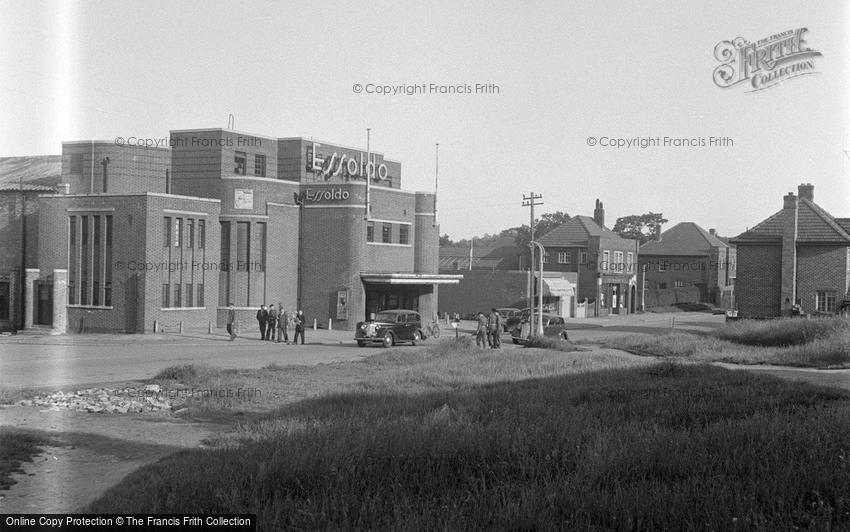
[0,429,64,490]
[85,344,850,530]
[604,317,850,368]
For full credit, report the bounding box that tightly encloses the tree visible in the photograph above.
[439,234,454,246]
[613,212,668,244]
[513,211,572,250]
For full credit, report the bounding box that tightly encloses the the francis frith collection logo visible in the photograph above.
[713,28,822,92]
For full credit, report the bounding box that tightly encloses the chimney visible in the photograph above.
[781,192,798,311]
[798,183,813,202]
[593,199,605,228]
[709,228,716,236]
[654,223,662,241]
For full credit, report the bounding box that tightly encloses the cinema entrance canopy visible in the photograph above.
[360,273,463,318]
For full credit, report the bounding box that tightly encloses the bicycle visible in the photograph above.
[423,320,441,339]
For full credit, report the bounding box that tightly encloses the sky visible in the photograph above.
[0,0,847,240]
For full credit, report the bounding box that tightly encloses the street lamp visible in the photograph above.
[529,241,545,336]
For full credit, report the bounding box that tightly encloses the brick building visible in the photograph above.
[638,222,736,308]
[537,200,639,316]
[731,183,850,317]
[3,128,455,333]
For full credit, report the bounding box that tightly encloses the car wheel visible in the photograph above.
[411,330,421,346]
[382,333,394,348]
[357,340,366,347]
[512,338,519,344]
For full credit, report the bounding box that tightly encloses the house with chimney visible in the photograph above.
[538,199,639,316]
[638,222,735,308]
[731,183,850,317]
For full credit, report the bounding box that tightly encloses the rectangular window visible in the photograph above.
[659,260,668,272]
[197,283,204,307]
[187,219,194,248]
[71,153,84,174]
[174,284,181,308]
[93,215,100,245]
[163,217,171,248]
[557,251,570,264]
[236,221,250,271]
[162,284,170,307]
[0,281,9,320]
[235,151,247,175]
[580,251,588,265]
[256,222,266,272]
[81,280,88,305]
[81,215,88,246]
[93,281,99,306]
[399,225,409,245]
[198,220,205,249]
[542,251,550,264]
[382,223,391,244]
[658,281,668,289]
[70,217,77,246]
[627,252,634,271]
[105,215,113,247]
[173,218,182,247]
[220,221,231,268]
[254,154,266,177]
[816,291,837,313]
[602,250,610,270]
[185,283,193,307]
[104,282,111,307]
[674,280,686,288]
[366,221,375,242]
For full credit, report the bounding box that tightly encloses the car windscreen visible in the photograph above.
[375,312,399,322]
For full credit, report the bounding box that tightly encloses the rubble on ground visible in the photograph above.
[15,383,182,414]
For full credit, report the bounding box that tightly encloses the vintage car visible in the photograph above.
[509,317,570,345]
[355,310,424,348]
[505,308,565,331]
[496,307,523,331]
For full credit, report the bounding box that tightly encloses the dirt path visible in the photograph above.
[0,406,224,513]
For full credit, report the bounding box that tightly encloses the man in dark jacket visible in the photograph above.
[488,308,502,349]
[226,303,237,341]
[266,304,278,341]
[293,309,306,345]
[257,304,268,340]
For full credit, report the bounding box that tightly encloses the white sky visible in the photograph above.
[1,0,847,239]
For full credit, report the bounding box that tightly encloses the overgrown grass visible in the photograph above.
[524,334,580,352]
[715,317,850,347]
[0,429,63,490]
[605,317,850,368]
[84,360,850,530]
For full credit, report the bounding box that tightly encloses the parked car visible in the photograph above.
[496,307,522,331]
[509,319,570,345]
[355,310,424,348]
[505,308,565,331]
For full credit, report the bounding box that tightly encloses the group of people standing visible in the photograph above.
[224,303,306,344]
[475,308,502,349]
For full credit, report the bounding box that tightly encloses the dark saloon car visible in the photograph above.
[496,307,523,331]
[509,314,569,345]
[505,308,565,331]
[355,310,424,347]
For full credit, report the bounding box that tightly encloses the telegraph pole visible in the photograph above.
[522,192,543,332]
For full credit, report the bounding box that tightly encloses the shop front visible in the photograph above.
[360,273,463,321]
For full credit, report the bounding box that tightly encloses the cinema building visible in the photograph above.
[9,128,458,333]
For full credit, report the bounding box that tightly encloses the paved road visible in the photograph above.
[0,312,725,391]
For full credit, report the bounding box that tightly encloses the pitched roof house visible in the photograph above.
[639,222,735,307]
[731,183,850,317]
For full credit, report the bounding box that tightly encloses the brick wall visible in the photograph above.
[796,244,847,313]
[438,270,530,316]
[735,243,782,317]
[62,142,169,195]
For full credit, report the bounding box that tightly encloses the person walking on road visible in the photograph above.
[293,309,306,345]
[257,304,268,340]
[475,311,489,348]
[266,304,278,341]
[226,302,237,341]
[488,308,502,349]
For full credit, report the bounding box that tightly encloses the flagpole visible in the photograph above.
[434,143,439,227]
